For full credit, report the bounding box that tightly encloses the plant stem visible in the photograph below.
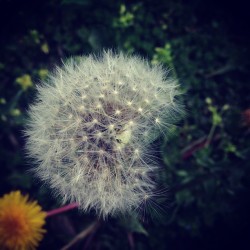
[61,220,100,250]
[46,203,78,218]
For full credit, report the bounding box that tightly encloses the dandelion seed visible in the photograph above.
[115,109,121,115]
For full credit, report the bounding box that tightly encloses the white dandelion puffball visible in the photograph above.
[26,51,182,218]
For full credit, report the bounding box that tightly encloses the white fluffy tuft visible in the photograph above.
[25,50,182,218]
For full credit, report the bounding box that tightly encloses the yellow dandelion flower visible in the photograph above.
[0,191,46,250]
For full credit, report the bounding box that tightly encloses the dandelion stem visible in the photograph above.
[46,203,78,218]
[61,220,100,250]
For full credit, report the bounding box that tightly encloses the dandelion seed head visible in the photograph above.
[25,50,182,218]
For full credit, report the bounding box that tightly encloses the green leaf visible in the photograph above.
[119,215,148,236]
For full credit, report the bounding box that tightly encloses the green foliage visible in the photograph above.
[0,0,249,249]
[119,215,148,236]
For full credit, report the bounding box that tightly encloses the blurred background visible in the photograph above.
[0,0,250,249]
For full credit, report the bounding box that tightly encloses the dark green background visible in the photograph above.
[0,0,250,249]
